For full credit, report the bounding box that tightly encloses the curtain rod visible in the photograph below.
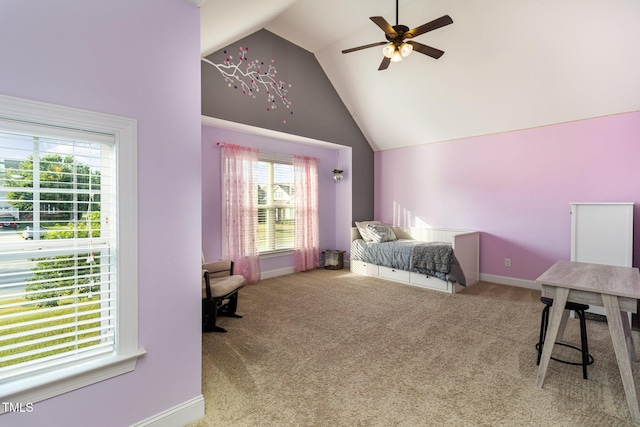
[216,142,320,162]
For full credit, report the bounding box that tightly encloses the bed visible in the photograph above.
[349,223,480,294]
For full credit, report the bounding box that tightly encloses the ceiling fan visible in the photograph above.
[341,0,453,71]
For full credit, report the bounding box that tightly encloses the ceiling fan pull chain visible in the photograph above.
[396,0,399,26]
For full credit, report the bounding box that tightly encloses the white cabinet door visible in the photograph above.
[570,202,633,267]
[570,202,634,318]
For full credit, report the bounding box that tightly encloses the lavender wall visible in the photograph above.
[202,124,348,274]
[375,111,640,281]
[0,2,202,426]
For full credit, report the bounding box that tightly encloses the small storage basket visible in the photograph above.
[323,250,344,270]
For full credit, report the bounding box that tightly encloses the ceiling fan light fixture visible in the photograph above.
[382,43,395,59]
[341,0,453,71]
[400,42,413,57]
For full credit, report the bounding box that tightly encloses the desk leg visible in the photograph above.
[557,309,570,342]
[621,311,638,363]
[603,294,640,424]
[537,287,569,388]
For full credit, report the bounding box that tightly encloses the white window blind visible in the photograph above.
[0,120,117,381]
[256,153,294,253]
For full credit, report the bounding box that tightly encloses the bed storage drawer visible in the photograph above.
[379,266,410,283]
[410,272,451,292]
[351,260,379,276]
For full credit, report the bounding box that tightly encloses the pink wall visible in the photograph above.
[375,112,640,281]
[202,125,343,273]
[0,2,202,426]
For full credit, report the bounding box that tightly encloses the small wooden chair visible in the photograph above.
[202,259,245,333]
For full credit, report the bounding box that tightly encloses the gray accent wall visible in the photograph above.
[202,29,373,223]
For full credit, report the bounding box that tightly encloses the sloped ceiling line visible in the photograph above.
[201,0,640,151]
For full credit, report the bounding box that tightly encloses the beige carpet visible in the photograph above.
[192,268,640,426]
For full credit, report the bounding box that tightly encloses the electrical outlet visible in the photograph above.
[504,258,511,267]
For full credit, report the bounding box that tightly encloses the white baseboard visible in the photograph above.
[480,273,540,291]
[131,395,204,427]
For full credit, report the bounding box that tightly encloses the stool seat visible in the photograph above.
[540,296,589,312]
[536,296,594,379]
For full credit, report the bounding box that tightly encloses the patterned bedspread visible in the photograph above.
[410,243,453,273]
[351,239,466,286]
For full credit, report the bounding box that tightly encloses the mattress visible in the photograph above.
[351,238,467,286]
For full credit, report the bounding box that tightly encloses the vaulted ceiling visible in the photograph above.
[200,0,640,151]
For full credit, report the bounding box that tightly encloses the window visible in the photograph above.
[255,154,294,253]
[0,94,142,408]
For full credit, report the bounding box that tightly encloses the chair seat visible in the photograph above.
[203,275,245,299]
[202,257,244,333]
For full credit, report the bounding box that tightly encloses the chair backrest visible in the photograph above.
[202,257,234,278]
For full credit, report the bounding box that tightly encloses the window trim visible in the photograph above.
[0,94,145,410]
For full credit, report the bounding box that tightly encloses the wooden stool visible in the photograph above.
[536,296,594,379]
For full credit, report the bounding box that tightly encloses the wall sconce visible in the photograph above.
[332,169,344,182]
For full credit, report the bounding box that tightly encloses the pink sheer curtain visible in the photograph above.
[221,144,261,284]
[293,155,320,272]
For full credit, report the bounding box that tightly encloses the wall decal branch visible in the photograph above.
[202,46,293,117]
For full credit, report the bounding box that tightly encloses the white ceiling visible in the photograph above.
[200,0,640,151]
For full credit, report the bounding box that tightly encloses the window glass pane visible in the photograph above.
[0,128,115,377]
[255,159,294,253]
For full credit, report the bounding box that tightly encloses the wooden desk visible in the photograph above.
[536,260,640,424]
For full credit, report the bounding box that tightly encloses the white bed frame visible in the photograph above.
[350,227,480,294]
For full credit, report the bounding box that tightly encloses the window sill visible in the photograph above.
[0,348,147,412]
[259,249,294,259]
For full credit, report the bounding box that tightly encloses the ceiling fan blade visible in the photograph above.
[405,15,453,39]
[370,16,398,38]
[378,56,391,71]
[407,41,445,59]
[342,41,388,54]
